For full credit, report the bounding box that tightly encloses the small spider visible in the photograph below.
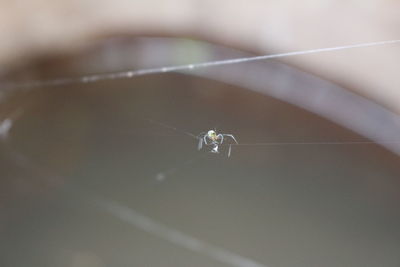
[197,130,238,157]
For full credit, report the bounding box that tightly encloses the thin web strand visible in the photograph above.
[145,119,400,147]
[145,118,198,139]
[94,198,268,267]
[1,39,400,90]
[231,141,400,146]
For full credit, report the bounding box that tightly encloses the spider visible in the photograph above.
[197,130,238,157]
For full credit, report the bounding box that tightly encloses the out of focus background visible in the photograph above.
[0,1,400,267]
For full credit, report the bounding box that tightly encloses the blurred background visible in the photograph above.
[0,1,400,267]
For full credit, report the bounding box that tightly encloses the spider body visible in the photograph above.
[197,130,238,157]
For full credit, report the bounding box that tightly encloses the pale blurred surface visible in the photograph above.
[1,0,400,112]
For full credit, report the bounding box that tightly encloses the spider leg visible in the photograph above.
[223,134,238,144]
[197,137,203,150]
[203,135,210,145]
[217,134,224,144]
